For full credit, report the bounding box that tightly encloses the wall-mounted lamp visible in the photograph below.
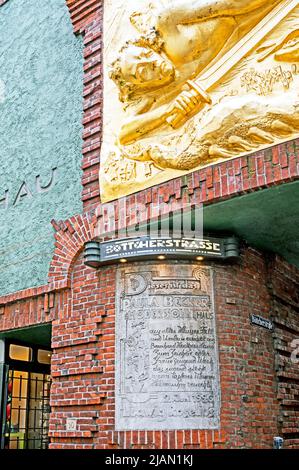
[224,237,239,259]
[84,241,101,268]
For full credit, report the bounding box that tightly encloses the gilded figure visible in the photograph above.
[101,0,299,201]
[110,0,283,145]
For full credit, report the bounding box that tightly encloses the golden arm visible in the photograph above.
[119,89,203,145]
[119,105,170,145]
[156,0,281,27]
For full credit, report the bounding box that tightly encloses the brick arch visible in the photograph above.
[48,0,102,290]
[66,0,101,34]
[48,213,95,290]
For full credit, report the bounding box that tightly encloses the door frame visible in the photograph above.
[0,338,51,449]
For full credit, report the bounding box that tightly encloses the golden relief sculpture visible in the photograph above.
[101,0,299,202]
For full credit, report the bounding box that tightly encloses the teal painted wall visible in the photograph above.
[0,0,83,296]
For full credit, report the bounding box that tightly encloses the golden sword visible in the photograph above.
[166,0,298,129]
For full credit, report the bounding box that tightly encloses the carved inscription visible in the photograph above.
[240,64,297,95]
[115,263,220,430]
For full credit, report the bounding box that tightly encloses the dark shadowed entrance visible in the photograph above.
[0,324,52,449]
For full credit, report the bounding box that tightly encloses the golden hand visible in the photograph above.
[166,80,212,129]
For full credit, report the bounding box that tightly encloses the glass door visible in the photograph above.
[1,341,51,449]
[5,370,51,449]
[27,372,51,449]
[5,369,29,449]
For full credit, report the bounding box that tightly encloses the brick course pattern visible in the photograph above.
[268,260,299,448]
[47,247,282,449]
[67,0,102,211]
[1,244,298,448]
[0,0,298,449]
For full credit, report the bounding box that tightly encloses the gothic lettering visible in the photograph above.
[116,263,220,430]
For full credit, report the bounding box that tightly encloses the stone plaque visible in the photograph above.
[115,263,220,430]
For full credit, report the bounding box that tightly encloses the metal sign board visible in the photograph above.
[250,314,274,331]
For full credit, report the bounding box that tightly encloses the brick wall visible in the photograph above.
[0,0,298,450]
[1,209,297,448]
[215,248,279,448]
[46,246,281,449]
[49,259,115,448]
[1,243,297,448]
[0,292,57,330]
[268,258,299,448]
[65,0,102,212]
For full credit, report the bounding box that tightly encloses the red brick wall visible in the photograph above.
[215,249,279,448]
[1,244,297,448]
[46,246,281,449]
[49,258,115,448]
[268,258,299,448]
[0,292,57,330]
[65,0,102,212]
[0,0,298,450]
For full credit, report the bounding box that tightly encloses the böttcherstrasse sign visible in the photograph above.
[100,236,238,262]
